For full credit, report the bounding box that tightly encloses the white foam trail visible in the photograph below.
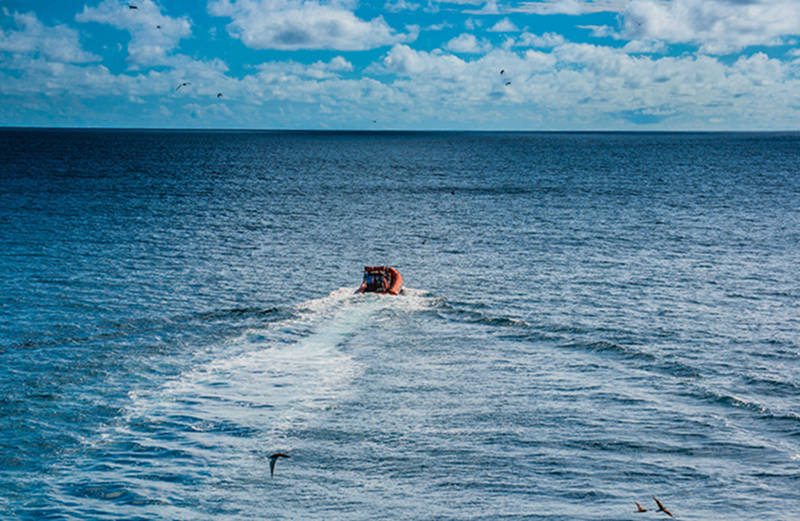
[62,286,443,515]
[124,287,438,443]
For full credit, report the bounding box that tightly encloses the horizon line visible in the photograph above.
[2,125,799,134]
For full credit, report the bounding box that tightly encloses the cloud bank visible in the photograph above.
[0,11,99,63]
[209,0,411,50]
[2,1,800,129]
[622,0,800,54]
[76,0,192,65]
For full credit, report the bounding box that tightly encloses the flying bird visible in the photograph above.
[128,4,138,8]
[500,69,504,75]
[156,25,161,29]
[217,92,223,98]
[269,452,290,477]
[505,81,511,86]
[176,82,191,91]
[634,502,648,513]
[653,496,674,518]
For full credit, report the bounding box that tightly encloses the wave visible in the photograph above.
[693,385,800,423]
[5,306,284,354]
[433,300,529,329]
[436,299,705,380]
[562,340,657,362]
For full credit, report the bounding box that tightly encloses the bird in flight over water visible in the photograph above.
[176,82,191,91]
[269,452,290,477]
[653,497,674,518]
[634,502,647,513]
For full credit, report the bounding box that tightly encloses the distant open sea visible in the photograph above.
[1,129,798,520]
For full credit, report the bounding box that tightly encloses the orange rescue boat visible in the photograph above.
[356,266,403,295]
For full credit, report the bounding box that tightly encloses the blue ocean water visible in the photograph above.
[0,129,798,520]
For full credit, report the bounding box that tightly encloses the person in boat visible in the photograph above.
[357,266,403,295]
[363,269,388,292]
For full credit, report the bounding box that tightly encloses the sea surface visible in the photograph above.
[0,129,798,520]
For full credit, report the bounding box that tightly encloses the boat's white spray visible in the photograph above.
[56,287,437,513]
[117,287,434,464]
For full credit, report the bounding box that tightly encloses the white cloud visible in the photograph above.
[385,0,420,12]
[5,40,800,129]
[405,24,422,41]
[622,0,800,54]
[0,44,234,105]
[369,41,800,128]
[426,22,453,31]
[622,38,666,53]
[0,58,133,98]
[511,0,627,15]
[731,51,785,86]
[515,32,566,47]
[488,18,519,32]
[445,33,493,54]
[0,11,99,63]
[256,56,354,79]
[474,0,501,14]
[76,0,192,65]
[380,43,557,89]
[381,44,471,77]
[578,24,614,38]
[208,0,410,50]
[328,56,354,72]
[182,101,234,120]
[0,51,352,109]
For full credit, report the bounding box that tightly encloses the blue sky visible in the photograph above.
[1,0,799,129]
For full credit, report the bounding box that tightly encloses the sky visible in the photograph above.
[1,0,799,130]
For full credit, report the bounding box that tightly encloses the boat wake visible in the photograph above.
[55,286,438,517]
[124,287,420,440]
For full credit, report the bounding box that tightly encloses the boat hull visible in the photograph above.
[356,266,403,295]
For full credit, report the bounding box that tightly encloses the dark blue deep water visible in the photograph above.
[1,130,798,520]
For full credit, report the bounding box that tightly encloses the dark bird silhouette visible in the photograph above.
[129,4,138,8]
[653,497,674,518]
[217,92,223,98]
[176,82,190,91]
[156,25,161,29]
[269,452,290,477]
[634,502,648,513]
[505,81,511,86]
[500,69,504,75]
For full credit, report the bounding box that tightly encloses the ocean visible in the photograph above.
[0,129,798,520]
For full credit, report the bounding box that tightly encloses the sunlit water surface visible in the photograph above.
[1,130,798,520]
